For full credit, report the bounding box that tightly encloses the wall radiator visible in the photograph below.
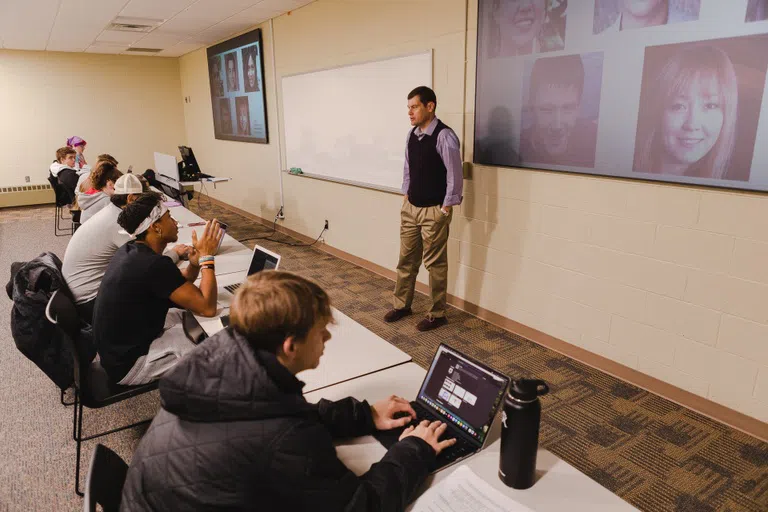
[0,184,54,208]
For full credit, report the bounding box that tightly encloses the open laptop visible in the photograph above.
[154,152,180,182]
[373,343,510,473]
[217,244,281,307]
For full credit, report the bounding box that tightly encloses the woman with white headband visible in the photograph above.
[92,192,224,386]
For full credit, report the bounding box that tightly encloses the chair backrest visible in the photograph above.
[83,444,128,512]
[47,173,70,207]
[46,290,87,389]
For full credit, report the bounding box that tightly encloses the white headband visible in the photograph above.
[119,203,169,236]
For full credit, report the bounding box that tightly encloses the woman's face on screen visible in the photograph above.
[500,0,546,48]
[227,58,237,89]
[247,55,256,89]
[661,74,724,166]
[239,105,248,131]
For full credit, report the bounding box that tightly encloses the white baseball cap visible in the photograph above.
[113,173,144,195]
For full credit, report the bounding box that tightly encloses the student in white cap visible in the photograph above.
[93,192,223,385]
[62,174,191,324]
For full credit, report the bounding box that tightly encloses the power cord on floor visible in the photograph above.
[195,180,213,211]
[238,211,327,248]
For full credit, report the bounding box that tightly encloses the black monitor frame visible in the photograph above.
[206,28,269,144]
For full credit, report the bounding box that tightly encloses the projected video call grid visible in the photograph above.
[474,0,768,192]
[207,29,268,144]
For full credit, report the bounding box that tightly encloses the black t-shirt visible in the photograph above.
[93,242,187,382]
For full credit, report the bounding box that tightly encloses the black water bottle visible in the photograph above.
[498,379,549,489]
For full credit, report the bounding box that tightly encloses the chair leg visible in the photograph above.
[54,205,74,237]
[70,390,150,497]
[74,400,84,497]
[72,389,79,441]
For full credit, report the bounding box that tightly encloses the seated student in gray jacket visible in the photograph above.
[77,160,122,224]
[121,271,456,511]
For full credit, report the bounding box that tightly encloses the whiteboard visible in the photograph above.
[281,51,433,192]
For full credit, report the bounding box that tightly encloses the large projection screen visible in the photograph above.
[474,0,768,192]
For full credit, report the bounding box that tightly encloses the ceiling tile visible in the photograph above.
[154,12,218,36]
[119,0,197,21]
[96,30,145,45]
[47,0,127,51]
[156,42,204,57]
[85,44,125,54]
[255,0,308,13]
[190,17,258,44]
[232,3,284,25]
[0,0,59,51]
[180,0,258,21]
[133,32,187,49]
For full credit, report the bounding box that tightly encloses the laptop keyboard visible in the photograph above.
[224,282,242,294]
[373,402,476,471]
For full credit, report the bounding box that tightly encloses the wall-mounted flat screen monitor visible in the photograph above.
[207,28,269,144]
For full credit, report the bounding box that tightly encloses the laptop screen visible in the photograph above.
[416,344,509,446]
[247,245,280,276]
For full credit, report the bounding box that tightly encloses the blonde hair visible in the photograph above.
[634,45,738,179]
[230,271,334,354]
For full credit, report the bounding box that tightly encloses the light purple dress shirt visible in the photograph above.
[402,117,464,207]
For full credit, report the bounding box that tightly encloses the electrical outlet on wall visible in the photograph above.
[24,176,30,183]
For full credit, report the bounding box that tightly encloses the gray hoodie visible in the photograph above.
[77,189,111,224]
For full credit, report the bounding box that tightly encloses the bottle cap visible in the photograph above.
[509,379,549,402]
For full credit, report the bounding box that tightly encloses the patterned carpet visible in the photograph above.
[188,200,768,512]
[1,201,766,511]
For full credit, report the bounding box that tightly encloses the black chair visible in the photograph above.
[45,290,157,496]
[47,174,74,236]
[71,209,82,233]
[83,444,128,512]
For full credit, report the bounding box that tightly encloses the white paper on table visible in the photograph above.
[411,465,533,512]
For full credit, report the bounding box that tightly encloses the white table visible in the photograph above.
[198,304,413,393]
[305,364,638,511]
[167,205,254,277]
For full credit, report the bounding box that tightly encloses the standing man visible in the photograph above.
[385,86,463,332]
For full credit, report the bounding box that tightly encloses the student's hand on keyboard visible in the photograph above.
[371,395,417,430]
[399,420,457,455]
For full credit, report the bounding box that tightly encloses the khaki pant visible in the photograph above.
[393,198,452,318]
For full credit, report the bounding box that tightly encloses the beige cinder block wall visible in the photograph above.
[179,0,768,425]
[0,50,186,187]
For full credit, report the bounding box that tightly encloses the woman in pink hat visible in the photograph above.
[67,136,88,170]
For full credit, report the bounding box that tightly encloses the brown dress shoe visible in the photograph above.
[416,316,447,332]
[384,307,413,323]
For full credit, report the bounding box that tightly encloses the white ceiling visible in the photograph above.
[0,0,312,57]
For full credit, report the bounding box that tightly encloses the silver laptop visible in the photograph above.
[373,343,510,473]
[154,152,179,182]
[217,244,281,307]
